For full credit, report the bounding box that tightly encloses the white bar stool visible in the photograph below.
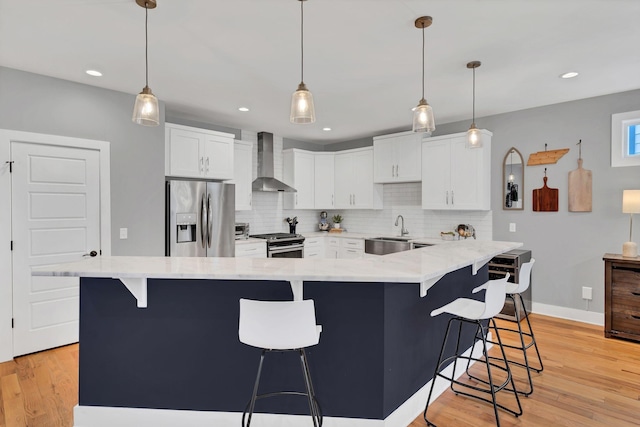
[482,259,543,396]
[423,275,522,427]
[238,298,322,426]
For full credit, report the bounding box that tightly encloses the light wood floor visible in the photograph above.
[1,314,639,426]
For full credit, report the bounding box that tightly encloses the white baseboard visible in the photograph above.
[74,340,489,427]
[531,302,604,326]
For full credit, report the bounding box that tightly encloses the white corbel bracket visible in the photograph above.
[290,280,303,301]
[420,275,444,297]
[117,277,148,308]
[472,257,492,275]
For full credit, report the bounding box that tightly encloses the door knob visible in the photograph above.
[83,250,98,257]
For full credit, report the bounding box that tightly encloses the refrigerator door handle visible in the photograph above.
[200,192,207,249]
[207,193,213,248]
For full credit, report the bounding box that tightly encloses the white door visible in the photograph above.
[11,142,101,356]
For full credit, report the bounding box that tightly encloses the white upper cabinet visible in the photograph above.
[165,123,235,180]
[373,131,422,183]
[233,140,253,211]
[314,153,335,209]
[283,149,315,209]
[283,150,336,210]
[334,147,383,209]
[421,130,492,211]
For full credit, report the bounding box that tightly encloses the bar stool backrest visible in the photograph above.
[239,299,320,350]
[481,275,510,320]
[511,258,535,294]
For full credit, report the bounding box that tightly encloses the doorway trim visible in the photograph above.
[0,129,111,362]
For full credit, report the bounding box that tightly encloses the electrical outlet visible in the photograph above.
[509,223,516,232]
[582,286,593,300]
[119,228,128,239]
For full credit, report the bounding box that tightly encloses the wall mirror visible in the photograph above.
[503,147,524,210]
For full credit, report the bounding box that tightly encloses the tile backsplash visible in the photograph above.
[235,132,493,240]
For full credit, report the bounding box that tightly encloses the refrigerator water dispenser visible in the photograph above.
[176,213,197,243]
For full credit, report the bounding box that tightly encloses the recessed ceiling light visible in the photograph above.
[560,72,579,79]
[85,70,102,77]
[322,127,331,131]
[238,107,250,112]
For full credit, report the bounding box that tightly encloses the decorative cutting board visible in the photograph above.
[568,141,592,212]
[533,173,558,212]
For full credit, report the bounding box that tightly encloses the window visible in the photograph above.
[611,110,640,167]
[629,124,640,156]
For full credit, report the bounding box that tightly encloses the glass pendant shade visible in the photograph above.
[467,124,483,148]
[412,99,435,133]
[132,86,159,126]
[290,82,316,124]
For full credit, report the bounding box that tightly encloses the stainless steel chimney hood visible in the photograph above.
[252,132,297,192]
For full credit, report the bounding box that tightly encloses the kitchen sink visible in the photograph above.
[369,236,412,242]
[365,238,412,255]
[365,237,434,255]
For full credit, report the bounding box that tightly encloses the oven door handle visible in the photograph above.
[268,243,305,254]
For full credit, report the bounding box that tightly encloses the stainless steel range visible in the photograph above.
[250,233,305,258]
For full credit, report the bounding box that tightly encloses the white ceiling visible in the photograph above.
[1,0,639,144]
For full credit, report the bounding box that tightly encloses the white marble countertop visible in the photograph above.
[33,239,521,287]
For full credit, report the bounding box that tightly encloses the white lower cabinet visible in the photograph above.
[325,236,340,259]
[338,238,364,259]
[304,236,325,259]
[235,241,266,258]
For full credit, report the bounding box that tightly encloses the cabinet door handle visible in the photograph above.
[395,164,399,177]
[205,157,210,173]
[451,190,454,205]
[391,165,394,177]
[249,193,252,206]
[446,191,449,205]
[200,157,204,173]
[296,194,298,205]
[332,194,334,206]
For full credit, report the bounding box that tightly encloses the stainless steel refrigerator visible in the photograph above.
[166,180,235,257]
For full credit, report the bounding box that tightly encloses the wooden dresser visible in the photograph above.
[604,254,640,342]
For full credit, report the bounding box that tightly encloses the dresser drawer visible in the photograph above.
[611,311,640,335]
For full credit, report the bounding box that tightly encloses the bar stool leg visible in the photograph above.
[299,349,322,426]
[519,293,544,373]
[423,317,456,427]
[243,350,266,427]
[448,320,464,394]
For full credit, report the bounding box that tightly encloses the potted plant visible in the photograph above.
[332,214,343,229]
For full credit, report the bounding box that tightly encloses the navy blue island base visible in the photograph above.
[78,265,487,422]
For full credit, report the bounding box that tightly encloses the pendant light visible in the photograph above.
[132,0,159,127]
[412,16,435,133]
[290,0,315,124]
[466,60,482,148]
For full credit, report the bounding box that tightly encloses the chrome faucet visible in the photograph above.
[395,215,409,237]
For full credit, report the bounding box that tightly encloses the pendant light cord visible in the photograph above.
[300,0,304,83]
[421,25,425,100]
[145,3,149,88]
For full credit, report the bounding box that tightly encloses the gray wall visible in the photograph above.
[0,67,165,255]
[434,90,640,314]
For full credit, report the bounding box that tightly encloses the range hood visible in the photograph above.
[252,132,297,192]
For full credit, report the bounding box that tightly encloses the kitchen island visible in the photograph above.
[34,239,521,427]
